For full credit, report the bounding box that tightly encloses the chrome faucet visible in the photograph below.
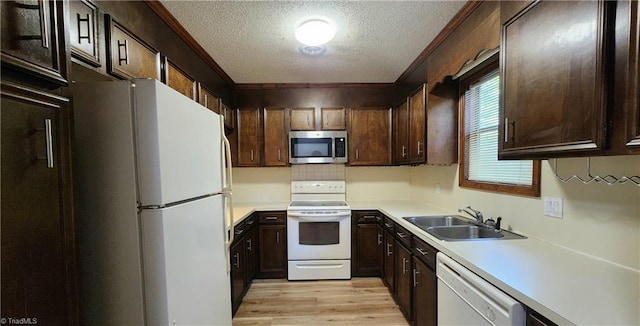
[458,206,484,224]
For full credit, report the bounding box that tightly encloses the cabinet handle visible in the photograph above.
[44,119,54,168]
[384,222,393,228]
[234,228,243,235]
[377,233,383,245]
[246,220,255,226]
[276,231,280,244]
[234,253,240,267]
[396,231,407,239]
[413,268,420,287]
[39,0,50,48]
[117,39,129,65]
[402,145,407,158]
[264,216,278,220]
[416,247,430,257]
[277,148,281,161]
[77,13,91,43]
[356,149,359,160]
[386,242,393,256]
[417,141,423,156]
[362,215,376,221]
[307,115,311,126]
[246,238,252,251]
[402,258,408,274]
[250,149,254,161]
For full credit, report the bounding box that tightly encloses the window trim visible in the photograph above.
[458,60,541,197]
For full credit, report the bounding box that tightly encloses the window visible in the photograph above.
[459,62,540,196]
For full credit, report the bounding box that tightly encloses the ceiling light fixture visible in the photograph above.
[295,20,336,47]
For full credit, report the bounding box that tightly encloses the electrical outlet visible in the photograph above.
[435,183,440,194]
[543,196,563,218]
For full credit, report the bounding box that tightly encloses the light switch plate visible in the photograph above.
[543,196,563,218]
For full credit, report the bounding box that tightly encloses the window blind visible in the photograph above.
[464,71,533,186]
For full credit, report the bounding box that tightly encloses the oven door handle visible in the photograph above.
[287,211,352,220]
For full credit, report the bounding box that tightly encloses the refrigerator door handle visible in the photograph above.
[221,117,233,193]
[223,192,235,274]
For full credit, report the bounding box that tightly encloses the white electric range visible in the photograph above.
[286,181,351,280]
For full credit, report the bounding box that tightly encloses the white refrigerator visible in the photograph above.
[72,79,234,325]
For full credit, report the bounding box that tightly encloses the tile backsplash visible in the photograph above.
[291,164,345,181]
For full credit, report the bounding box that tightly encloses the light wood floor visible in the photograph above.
[232,278,409,326]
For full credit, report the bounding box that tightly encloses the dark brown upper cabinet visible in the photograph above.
[105,15,160,81]
[221,102,236,131]
[263,107,288,166]
[69,0,100,67]
[408,85,426,164]
[349,107,392,166]
[1,0,68,85]
[616,0,640,151]
[237,107,262,167]
[162,57,196,100]
[427,81,458,165]
[198,83,220,114]
[499,0,611,158]
[290,107,315,130]
[393,99,410,164]
[321,107,346,130]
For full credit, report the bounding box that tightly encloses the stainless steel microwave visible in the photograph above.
[289,131,348,164]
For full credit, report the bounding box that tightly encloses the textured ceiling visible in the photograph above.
[159,1,466,84]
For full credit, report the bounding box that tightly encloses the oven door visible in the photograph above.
[287,211,351,260]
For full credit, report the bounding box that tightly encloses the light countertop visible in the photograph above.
[232,200,640,325]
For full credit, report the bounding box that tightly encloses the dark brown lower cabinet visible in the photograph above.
[352,219,383,277]
[230,236,246,314]
[413,258,437,326]
[395,241,413,321]
[383,230,395,292]
[258,224,287,278]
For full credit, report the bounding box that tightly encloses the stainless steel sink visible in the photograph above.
[403,215,470,228]
[426,225,525,241]
[403,215,526,241]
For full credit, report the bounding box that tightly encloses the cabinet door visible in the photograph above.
[394,99,410,164]
[383,230,395,293]
[626,0,640,148]
[230,238,245,312]
[426,83,458,165]
[500,1,609,158]
[221,102,235,130]
[163,57,196,100]
[245,226,258,284]
[258,225,287,278]
[409,85,426,164]
[237,108,261,166]
[198,83,220,114]
[413,258,437,326]
[69,0,100,67]
[105,15,160,80]
[395,241,412,321]
[321,107,346,130]
[349,107,392,166]
[263,107,288,166]
[352,222,383,277]
[290,107,315,130]
[1,0,67,85]
[1,85,76,325]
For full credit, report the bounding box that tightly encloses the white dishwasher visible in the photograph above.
[436,253,525,326]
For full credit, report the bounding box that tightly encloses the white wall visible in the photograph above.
[409,155,640,271]
[232,167,291,203]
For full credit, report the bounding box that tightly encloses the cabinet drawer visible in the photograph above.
[395,224,411,248]
[413,236,437,270]
[232,221,246,242]
[105,15,160,80]
[383,216,395,232]
[353,211,381,224]
[244,214,258,229]
[259,211,286,224]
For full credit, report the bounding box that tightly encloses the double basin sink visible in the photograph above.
[403,215,526,241]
